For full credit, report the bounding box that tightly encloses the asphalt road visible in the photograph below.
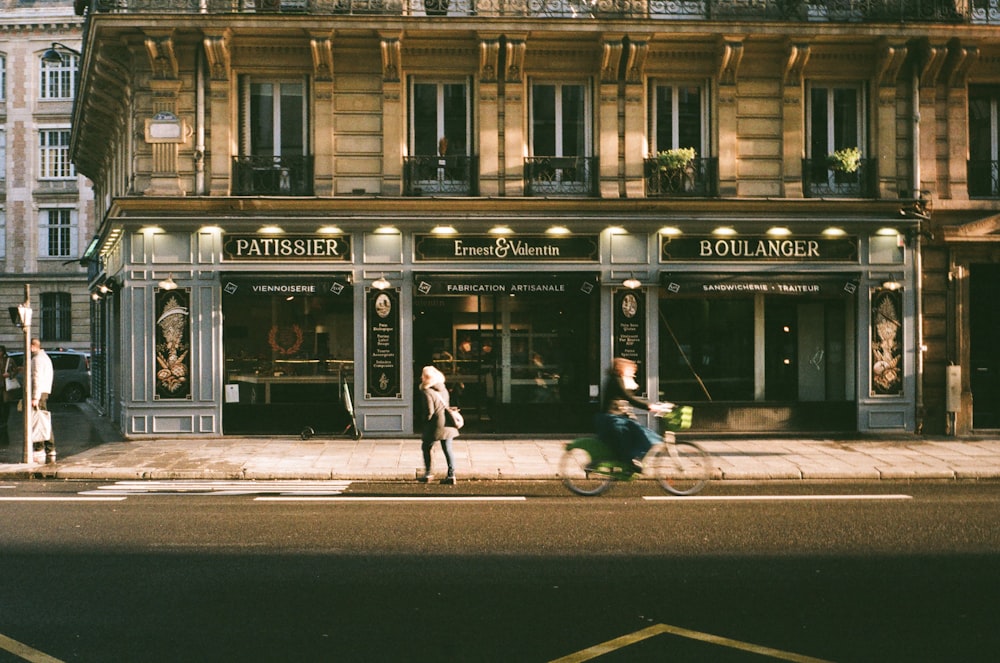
[1,481,998,662]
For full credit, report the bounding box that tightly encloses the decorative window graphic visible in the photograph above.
[871,289,902,396]
[155,287,191,400]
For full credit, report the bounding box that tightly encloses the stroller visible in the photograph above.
[301,381,362,440]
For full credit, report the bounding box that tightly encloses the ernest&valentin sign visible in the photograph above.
[415,234,599,262]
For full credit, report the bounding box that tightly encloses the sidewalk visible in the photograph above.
[3,427,1000,482]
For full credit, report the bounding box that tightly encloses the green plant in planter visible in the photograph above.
[656,147,696,171]
[826,147,861,173]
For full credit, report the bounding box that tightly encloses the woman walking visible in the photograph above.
[418,365,459,484]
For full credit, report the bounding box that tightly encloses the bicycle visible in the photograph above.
[560,405,711,496]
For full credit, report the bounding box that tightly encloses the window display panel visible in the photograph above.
[222,275,353,434]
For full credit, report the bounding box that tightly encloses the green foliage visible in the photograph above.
[656,147,696,170]
[826,147,861,173]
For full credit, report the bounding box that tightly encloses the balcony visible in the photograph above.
[968,160,1000,198]
[232,155,314,196]
[802,157,877,198]
[81,0,997,22]
[403,155,478,196]
[644,157,718,197]
[524,156,598,197]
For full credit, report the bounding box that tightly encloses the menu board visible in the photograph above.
[365,287,401,399]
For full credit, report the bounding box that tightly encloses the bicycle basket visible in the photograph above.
[661,405,693,431]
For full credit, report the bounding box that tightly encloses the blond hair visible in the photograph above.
[421,365,446,388]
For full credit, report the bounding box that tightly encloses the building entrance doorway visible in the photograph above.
[970,264,1000,430]
[413,273,600,434]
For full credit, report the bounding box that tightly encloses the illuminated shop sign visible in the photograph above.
[661,236,858,262]
[661,273,860,297]
[221,275,351,297]
[415,235,599,262]
[223,234,351,261]
[414,272,600,296]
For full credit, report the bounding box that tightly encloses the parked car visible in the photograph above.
[9,350,92,403]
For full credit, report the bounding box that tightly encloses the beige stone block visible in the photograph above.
[737,117,782,136]
[335,136,384,155]
[335,94,383,113]
[737,180,782,197]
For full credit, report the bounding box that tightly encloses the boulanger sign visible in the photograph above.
[661,235,858,262]
[223,234,351,261]
[415,234,599,262]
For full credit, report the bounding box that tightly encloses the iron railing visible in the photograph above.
[79,0,1000,23]
[801,157,877,198]
[403,155,478,196]
[968,159,1000,198]
[644,157,718,197]
[232,155,314,196]
[524,156,598,197]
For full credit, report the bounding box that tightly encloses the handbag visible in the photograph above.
[5,376,19,392]
[30,409,52,443]
[444,406,464,429]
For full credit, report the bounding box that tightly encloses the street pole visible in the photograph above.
[21,285,32,464]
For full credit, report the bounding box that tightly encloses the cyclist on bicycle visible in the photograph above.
[595,357,672,473]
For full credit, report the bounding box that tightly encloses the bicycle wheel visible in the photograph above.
[560,447,614,496]
[651,440,711,496]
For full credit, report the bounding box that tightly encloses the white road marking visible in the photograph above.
[256,496,527,502]
[0,632,65,663]
[79,480,353,496]
[0,496,126,502]
[644,494,912,501]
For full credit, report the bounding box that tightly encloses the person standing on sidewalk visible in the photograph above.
[0,345,16,446]
[30,338,56,463]
[418,365,459,484]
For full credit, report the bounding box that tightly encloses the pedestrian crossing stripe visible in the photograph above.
[79,480,353,496]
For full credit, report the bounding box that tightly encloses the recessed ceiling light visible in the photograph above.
[546,225,570,236]
[659,226,682,236]
[318,225,343,234]
[822,227,846,237]
[767,227,791,237]
[432,225,457,235]
[259,225,284,234]
[712,226,737,236]
[489,225,513,235]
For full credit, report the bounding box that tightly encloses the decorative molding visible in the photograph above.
[144,34,178,81]
[310,37,334,82]
[202,32,231,82]
[505,39,525,83]
[624,39,647,85]
[946,43,979,89]
[381,37,401,82]
[874,40,907,88]
[479,38,500,83]
[783,42,810,87]
[919,41,948,89]
[601,39,623,84]
[717,38,743,86]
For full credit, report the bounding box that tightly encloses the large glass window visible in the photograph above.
[530,82,588,158]
[410,81,469,157]
[241,78,307,158]
[808,84,864,159]
[650,83,705,155]
[39,129,75,179]
[40,52,78,100]
[40,208,75,258]
[969,85,1000,197]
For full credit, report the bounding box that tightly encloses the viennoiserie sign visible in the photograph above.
[223,234,351,261]
[661,236,858,262]
[415,234,599,262]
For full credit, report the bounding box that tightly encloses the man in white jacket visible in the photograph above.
[30,338,55,463]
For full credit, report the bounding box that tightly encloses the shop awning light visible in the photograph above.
[259,225,284,234]
[432,225,457,235]
[546,225,570,235]
[374,225,398,234]
[876,227,899,236]
[317,225,343,234]
[822,227,846,237]
[158,274,178,291]
[371,274,391,290]
[489,225,513,235]
[606,226,627,234]
[139,225,163,234]
[659,226,682,236]
[767,227,791,237]
[712,226,737,236]
[622,274,642,289]
[200,225,223,234]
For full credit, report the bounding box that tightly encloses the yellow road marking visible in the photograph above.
[0,632,65,663]
[549,622,835,663]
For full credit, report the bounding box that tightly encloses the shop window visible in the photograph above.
[969,85,1000,198]
[40,292,72,342]
[646,83,716,196]
[526,82,595,196]
[234,77,313,195]
[40,52,77,100]
[404,80,475,195]
[804,83,874,197]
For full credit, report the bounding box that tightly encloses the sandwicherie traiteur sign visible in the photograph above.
[223,234,351,261]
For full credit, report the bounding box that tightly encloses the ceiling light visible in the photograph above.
[876,227,899,236]
[546,225,570,236]
[659,226,682,236]
[622,274,642,289]
[432,225,457,235]
[489,225,513,235]
[606,226,627,234]
[712,226,737,236]
[259,225,284,234]
[767,227,791,237]
[374,225,398,234]
[317,225,343,234]
[822,227,846,237]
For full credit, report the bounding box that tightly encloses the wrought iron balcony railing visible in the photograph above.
[403,155,478,196]
[232,155,314,196]
[524,156,598,197]
[968,159,1000,198]
[644,157,718,197]
[80,0,999,23]
[801,157,877,198]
